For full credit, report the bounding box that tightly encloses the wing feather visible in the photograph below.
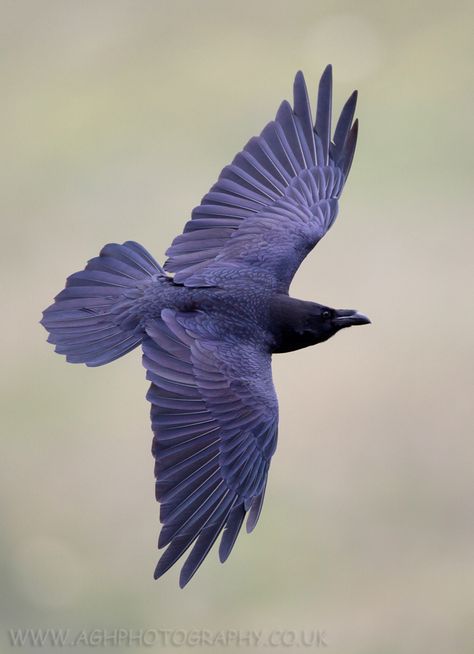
[315,64,333,165]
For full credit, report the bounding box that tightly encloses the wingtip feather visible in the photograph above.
[293,69,305,88]
[333,89,358,164]
[323,63,333,76]
[315,64,333,164]
[341,118,358,177]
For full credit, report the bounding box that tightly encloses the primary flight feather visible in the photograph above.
[41,65,370,587]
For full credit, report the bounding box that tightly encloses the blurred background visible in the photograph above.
[1,1,473,652]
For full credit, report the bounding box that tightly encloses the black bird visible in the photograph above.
[41,66,370,587]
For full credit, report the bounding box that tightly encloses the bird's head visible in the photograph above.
[270,297,371,353]
[306,303,371,344]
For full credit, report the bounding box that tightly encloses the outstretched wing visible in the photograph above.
[164,66,358,291]
[142,309,278,587]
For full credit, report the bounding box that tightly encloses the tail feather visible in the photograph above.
[41,241,164,367]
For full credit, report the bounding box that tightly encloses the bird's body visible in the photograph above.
[41,66,370,587]
[140,275,274,340]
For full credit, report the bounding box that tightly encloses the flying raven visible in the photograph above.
[41,66,370,587]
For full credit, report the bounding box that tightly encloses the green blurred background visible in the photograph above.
[1,1,473,652]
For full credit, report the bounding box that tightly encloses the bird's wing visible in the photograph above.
[164,66,358,292]
[143,308,278,587]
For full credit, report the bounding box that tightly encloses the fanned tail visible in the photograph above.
[41,241,164,366]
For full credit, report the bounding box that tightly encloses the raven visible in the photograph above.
[41,66,370,587]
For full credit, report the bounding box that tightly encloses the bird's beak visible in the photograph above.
[334,309,371,328]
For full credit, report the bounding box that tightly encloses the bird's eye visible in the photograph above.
[322,310,331,318]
